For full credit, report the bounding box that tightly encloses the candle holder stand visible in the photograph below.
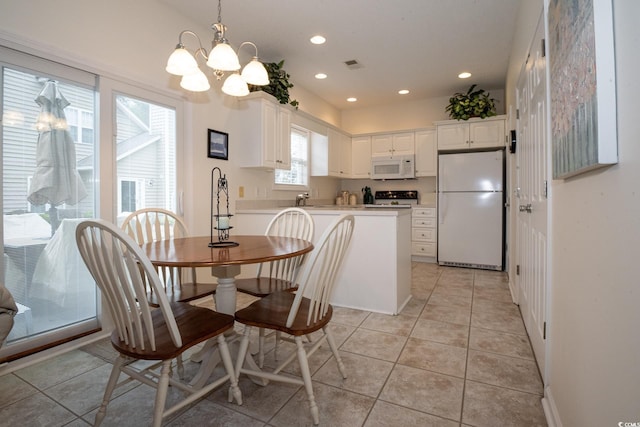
[209,167,239,248]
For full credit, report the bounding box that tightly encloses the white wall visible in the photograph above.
[341,91,505,135]
[505,1,640,425]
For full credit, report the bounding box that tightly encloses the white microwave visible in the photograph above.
[371,155,415,180]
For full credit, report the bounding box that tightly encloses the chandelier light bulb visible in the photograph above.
[180,68,211,92]
[166,47,199,76]
[207,42,241,71]
[241,58,269,86]
[222,73,249,96]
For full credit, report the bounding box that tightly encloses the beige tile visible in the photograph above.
[473,286,514,304]
[470,301,526,335]
[360,313,417,336]
[313,351,393,397]
[400,297,427,317]
[84,382,184,426]
[466,350,543,395]
[331,306,371,327]
[411,286,435,300]
[439,268,474,283]
[270,381,375,426]
[45,364,137,416]
[433,281,474,299]
[65,419,91,426]
[398,337,467,378]
[340,328,407,362]
[261,339,333,377]
[364,400,459,427]
[421,303,471,326]
[14,350,107,390]
[469,327,534,360]
[473,270,509,285]
[411,318,469,348]
[0,392,76,425]
[311,322,356,348]
[169,399,265,426]
[380,364,463,421]
[209,372,300,422]
[0,373,38,409]
[428,292,472,309]
[463,380,547,426]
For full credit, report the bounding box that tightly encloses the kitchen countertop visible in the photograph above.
[236,205,412,216]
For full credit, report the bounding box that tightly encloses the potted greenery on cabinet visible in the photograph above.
[445,84,497,120]
[249,60,299,108]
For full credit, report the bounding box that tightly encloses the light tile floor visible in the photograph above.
[0,263,548,426]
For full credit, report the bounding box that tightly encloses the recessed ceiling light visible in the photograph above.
[315,73,327,79]
[458,72,472,79]
[398,89,410,95]
[347,97,357,102]
[310,35,326,45]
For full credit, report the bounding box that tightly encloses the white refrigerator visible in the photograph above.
[437,149,504,270]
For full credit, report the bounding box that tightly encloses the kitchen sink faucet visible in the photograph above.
[295,192,310,206]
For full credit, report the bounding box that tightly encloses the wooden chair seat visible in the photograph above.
[112,302,233,360]
[233,277,296,298]
[234,291,332,336]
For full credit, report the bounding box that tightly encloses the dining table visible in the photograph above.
[140,234,314,388]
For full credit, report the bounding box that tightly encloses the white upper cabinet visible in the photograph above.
[371,132,415,157]
[327,128,351,177]
[312,128,352,178]
[415,128,437,177]
[351,136,371,179]
[235,93,291,169]
[436,115,506,151]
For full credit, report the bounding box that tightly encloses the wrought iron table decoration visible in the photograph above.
[209,167,238,248]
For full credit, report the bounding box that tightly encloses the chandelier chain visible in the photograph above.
[217,0,222,24]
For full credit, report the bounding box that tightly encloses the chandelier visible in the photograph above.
[165,0,269,96]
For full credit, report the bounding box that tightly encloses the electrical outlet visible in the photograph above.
[238,186,244,198]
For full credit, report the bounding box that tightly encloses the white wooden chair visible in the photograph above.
[234,207,314,367]
[233,214,354,425]
[75,219,242,427]
[121,208,218,306]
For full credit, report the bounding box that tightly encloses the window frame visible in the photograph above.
[274,124,310,190]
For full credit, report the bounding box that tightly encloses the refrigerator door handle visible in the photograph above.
[439,193,447,225]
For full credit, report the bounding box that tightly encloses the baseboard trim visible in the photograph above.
[542,385,563,427]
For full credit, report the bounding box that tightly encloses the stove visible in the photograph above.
[364,190,419,208]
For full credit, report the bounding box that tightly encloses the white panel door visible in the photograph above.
[516,12,549,378]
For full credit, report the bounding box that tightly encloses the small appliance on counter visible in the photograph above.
[362,186,374,204]
[366,190,418,208]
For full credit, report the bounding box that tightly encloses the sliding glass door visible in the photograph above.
[1,50,98,362]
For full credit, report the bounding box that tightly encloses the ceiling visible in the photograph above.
[159,0,522,110]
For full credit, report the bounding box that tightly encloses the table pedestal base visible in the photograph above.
[189,264,267,388]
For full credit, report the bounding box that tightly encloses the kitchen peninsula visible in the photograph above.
[234,206,411,315]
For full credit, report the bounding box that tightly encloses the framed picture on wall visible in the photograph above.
[207,129,229,160]
[548,0,618,179]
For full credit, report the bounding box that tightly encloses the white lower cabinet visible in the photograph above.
[412,206,436,260]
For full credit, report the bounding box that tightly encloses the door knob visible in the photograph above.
[519,204,532,213]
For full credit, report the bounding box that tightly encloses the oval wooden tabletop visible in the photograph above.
[141,235,314,268]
